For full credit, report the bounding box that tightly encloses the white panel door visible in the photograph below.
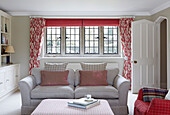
[131,19,159,93]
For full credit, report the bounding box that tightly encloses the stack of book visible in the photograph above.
[68,98,100,109]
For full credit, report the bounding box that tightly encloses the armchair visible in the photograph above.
[134,88,170,115]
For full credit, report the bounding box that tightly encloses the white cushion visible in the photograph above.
[165,90,170,100]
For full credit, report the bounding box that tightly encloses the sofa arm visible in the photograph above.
[147,98,170,115]
[113,75,130,105]
[19,75,36,106]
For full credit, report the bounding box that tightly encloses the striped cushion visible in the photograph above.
[143,87,168,102]
[45,63,68,71]
[80,62,107,71]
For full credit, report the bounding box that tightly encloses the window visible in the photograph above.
[46,27,61,54]
[65,27,80,54]
[103,26,118,54]
[84,26,99,54]
[44,26,119,57]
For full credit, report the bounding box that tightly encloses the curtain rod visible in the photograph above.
[29,16,135,19]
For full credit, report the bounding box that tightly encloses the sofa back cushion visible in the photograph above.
[75,69,80,86]
[107,69,119,85]
[143,87,168,102]
[45,62,68,71]
[31,68,42,85]
[79,70,108,86]
[75,68,119,86]
[31,68,75,86]
[80,62,107,71]
[40,70,69,86]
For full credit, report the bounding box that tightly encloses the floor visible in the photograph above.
[0,90,137,115]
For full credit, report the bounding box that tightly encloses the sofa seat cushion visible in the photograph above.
[75,85,118,99]
[31,85,74,99]
[135,100,150,115]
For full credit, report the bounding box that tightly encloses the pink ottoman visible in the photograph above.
[31,99,114,115]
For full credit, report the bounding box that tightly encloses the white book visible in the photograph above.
[68,100,100,109]
[73,98,98,106]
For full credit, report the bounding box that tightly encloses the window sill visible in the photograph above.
[40,56,124,63]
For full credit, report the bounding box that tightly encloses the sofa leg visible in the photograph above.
[110,106,129,115]
[21,106,36,115]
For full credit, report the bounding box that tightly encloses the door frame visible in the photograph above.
[155,16,169,89]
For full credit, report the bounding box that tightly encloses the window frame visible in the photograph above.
[65,27,81,54]
[43,26,121,57]
[46,27,62,54]
[103,26,119,54]
[84,26,100,55]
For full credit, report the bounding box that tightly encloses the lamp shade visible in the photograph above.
[5,45,15,53]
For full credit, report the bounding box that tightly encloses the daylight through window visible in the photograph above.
[45,26,119,56]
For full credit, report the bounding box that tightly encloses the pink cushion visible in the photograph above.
[40,70,69,86]
[79,70,108,86]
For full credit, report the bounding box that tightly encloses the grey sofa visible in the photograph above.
[19,68,130,115]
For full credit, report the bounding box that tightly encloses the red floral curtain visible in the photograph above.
[29,18,45,74]
[119,18,134,82]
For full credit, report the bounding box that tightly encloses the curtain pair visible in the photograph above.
[29,18,133,84]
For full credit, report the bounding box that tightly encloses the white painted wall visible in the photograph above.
[11,16,30,79]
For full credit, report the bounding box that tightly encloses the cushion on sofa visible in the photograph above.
[79,70,108,86]
[31,68,43,85]
[66,69,75,86]
[45,62,68,71]
[75,85,118,99]
[107,68,119,85]
[80,62,107,71]
[75,68,119,86]
[31,85,74,99]
[40,70,69,86]
[31,68,74,86]
[143,87,168,102]
[75,69,80,86]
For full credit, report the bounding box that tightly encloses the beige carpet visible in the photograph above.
[0,90,137,115]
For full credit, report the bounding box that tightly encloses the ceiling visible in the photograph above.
[0,0,170,16]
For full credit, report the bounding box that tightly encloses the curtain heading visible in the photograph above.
[45,19,119,27]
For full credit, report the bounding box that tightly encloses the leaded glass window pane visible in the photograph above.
[103,26,118,54]
[84,26,99,54]
[65,27,80,54]
[46,27,61,54]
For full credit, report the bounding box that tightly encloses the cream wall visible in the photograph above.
[10,9,170,80]
[11,16,30,79]
[134,16,152,21]
[151,7,170,89]
[11,16,151,79]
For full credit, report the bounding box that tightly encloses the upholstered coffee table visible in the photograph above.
[31,99,114,115]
